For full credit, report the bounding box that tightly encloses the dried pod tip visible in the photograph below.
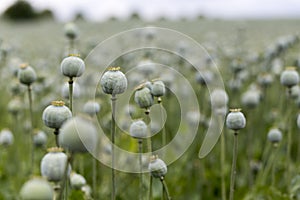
[108,66,121,71]
[51,100,65,106]
[47,147,64,153]
[20,63,29,69]
[229,108,242,112]
[68,54,81,57]
[150,155,159,162]
[286,66,296,71]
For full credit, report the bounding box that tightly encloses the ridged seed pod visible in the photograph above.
[280,67,299,88]
[148,156,167,178]
[129,119,147,139]
[226,109,246,131]
[20,177,53,200]
[61,56,85,78]
[17,63,37,86]
[42,101,72,130]
[70,172,86,190]
[151,80,165,97]
[41,147,69,182]
[267,128,282,144]
[58,116,98,153]
[134,85,154,111]
[100,67,127,95]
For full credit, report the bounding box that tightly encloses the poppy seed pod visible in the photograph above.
[83,101,100,116]
[61,56,85,78]
[100,67,127,95]
[195,70,213,86]
[20,177,53,200]
[280,67,299,88]
[134,85,154,111]
[70,172,86,190]
[129,120,148,139]
[148,156,167,178]
[64,22,79,40]
[151,80,165,97]
[33,130,48,147]
[210,89,229,109]
[18,63,37,86]
[0,129,14,146]
[59,116,98,153]
[7,97,22,115]
[267,128,282,144]
[42,101,72,130]
[41,147,69,182]
[226,109,246,131]
[241,89,261,109]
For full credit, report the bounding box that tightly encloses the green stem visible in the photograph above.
[220,117,226,200]
[229,132,238,200]
[148,175,153,200]
[139,139,143,200]
[286,90,293,191]
[68,78,73,113]
[27,85,34,175]
[93,157,97,199]
[160,177,171,200]
[54,128,59,147]
[111,95,117,200]
[271,144,279,187]
[160,102,166,159]
[59,152,73,200]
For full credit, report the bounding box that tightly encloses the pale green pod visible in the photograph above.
[83,101,100,116]
[70,172,86,190]
[20,177,53,200]
[280,67,299,88]
[40,147,68,182]
[210,89,229,110]
[148,156,167,178]
[0,129,14,146]
[17,63,37,86]
[100,67,127,95]
[241,89,260,109]
[129,120,147,139]
[42,101,72,129]
[151,80,165,97]
[64,22,79,40]
[61,56,85,78]
[7,97,22,115]
[134,86,154,109]
[226,109,246,131]
[33,130,48,147]
[58,116,98,153]
[267,128,282,144]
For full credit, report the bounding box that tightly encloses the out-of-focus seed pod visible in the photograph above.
[151,80,165,103]
[210,89,229,115]
[148,155,167,178]
[83,101,100,116]
[100,67,127,95]
[129,119,147,139]
[195,70,213,86]
[226,109,246,131]
[70,172,86,190]
[267,128,282,144]
[59,116,98,153]
[20,177,53,200]
[134,84,154,113]
[33,130,48,147]
[241,89,261,109]
[61,56,85,78]
[280,66,299,88]
[7,97,22,115]
[64,22,79,40]
[0,129,14,146]
[61,82,81,99]
[17,63,37,86]
[41,147,69,182]
[257,73,273,88]
[42,101,72,130]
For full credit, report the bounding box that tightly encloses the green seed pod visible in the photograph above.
[33,130,48,147]
[42,101,72,130]
[151,80,165,97]
[241,89,260,109]
[100,67,127,95]
[83,101,100,116]
[257,73,273,87]
[17,63,37,86]
[59,116,98,153]
[20,177,53,200]
[70,172,86,190]
[7,97,22,115]
[64,22,79,40]
[280,67,299,88]
[0,129,14,146]
[267,128,282,144]
[226,109,246,131]
[134,85,154,110]
[41,147,69,182]
[61,56,85,78]
[129,119,147,139]
[148,156,167,178]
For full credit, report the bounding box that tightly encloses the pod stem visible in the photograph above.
[93,156,97,199]
[229,131,238,200]
[27,85,35,175]
[68,78,73,113]
[160,177,171,200]
[111,94,117,200]
[59,152,73,200]
[138,139,143,200]
[160,102,166,159]
[54,128,59,147]
[219,115,226,200]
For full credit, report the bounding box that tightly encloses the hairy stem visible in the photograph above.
[229,132,238,200]
[111,95,117,200]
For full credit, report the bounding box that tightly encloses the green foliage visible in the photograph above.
[3,0,37,20]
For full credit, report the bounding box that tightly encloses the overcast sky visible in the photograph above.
[1,0,300,21]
